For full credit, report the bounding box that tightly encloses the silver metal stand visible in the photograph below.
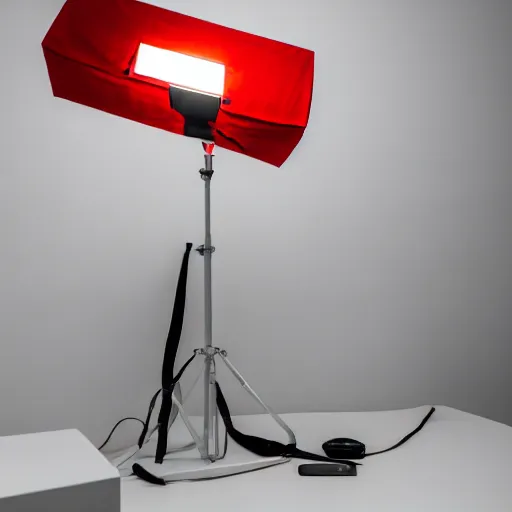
[189,142,296,461]
[196,147,219,460]
[113,143,295,481]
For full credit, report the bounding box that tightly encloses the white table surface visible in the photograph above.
[121,406,512,511]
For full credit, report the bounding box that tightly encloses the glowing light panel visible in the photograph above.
[134,43,225,96]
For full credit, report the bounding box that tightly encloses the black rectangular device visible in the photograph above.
[298,463,357,477]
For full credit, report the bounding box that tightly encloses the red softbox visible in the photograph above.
[42,0,315,167]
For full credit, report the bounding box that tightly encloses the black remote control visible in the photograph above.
[298,463,357,477]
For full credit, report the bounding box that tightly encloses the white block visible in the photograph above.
[0,429,120,512]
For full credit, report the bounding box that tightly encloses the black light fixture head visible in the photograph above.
[169,86,221,141]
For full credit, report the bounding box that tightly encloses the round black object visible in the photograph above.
[322,438,366,460]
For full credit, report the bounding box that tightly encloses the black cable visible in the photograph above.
[98,417,145,451]
[365,407,436,456]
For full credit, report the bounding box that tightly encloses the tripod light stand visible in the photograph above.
[161,143,297,480]
[108,45,297,482]
[42,0,315,482]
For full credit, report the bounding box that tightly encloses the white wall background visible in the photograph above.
[1,0,511,450]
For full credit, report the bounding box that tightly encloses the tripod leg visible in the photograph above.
[166,358,204,446]
[168,382,181,431]
[208,357,220,460]
[164,380,195,456]
[183,358,206,403]
[171,394,208,459]
[218,353,297,446]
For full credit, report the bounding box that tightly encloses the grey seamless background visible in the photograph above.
[1,0,511,450]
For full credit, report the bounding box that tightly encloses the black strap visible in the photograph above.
[138,353,197,452]
[132,463,166,486]
[215,382,360,467]
[137,388,161,448]
[154,243,193,463]
[160,243,193,390]
[155,352,197,463]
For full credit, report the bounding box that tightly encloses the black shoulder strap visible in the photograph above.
[161,242,193,390]
[155,242,193,463]
[215,382,360,466]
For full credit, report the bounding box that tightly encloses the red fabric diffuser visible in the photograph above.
[42,0,315,166]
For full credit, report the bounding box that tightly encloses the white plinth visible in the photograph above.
[0,429,120,512]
